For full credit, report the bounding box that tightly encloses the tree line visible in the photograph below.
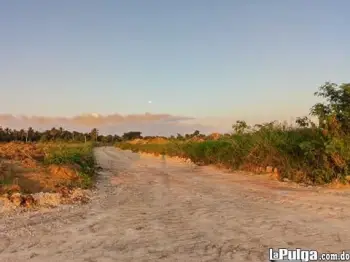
[0,126,207,143]
[0,125,210,143]
[1,82,348,144]
[0,127,113,143]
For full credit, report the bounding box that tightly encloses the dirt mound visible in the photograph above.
[208,133,221,140]
[18,164,81,193]
[190,136,205,142]
[129,138,169,145]
[0,187,91,212]
[48,164,80,180]
[0,143,93,213]
[0,184,21,195]
[0,192,37,211]
[0,142,45,167]
[33,188,90,208]
[129,138,145,144]
[1,157,82,195]
[148,137,169,144]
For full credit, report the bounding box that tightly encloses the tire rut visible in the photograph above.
[1,146,350,261]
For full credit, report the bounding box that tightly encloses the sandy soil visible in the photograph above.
[1,146,350,262]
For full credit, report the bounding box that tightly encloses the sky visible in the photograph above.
[0,0,349,135]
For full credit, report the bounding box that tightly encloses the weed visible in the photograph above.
[43,142,96,188]
[116,122,349,185]
[116,82,350,185]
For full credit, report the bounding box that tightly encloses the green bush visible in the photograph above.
[117,126,349,184]
[116,82,350,185]
[43,143,96,188]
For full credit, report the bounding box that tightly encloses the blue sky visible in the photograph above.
[0,1,349,133]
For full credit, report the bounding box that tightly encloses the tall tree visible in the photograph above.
[311,82,350,134]
[90,128,99,142]
[122,131,142,141]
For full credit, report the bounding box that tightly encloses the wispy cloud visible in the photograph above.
[0,113,220,135]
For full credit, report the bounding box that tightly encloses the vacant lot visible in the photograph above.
[0,142,95,210]
[1,147,350,261]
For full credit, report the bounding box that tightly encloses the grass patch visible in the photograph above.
[43,142,96,188]
[0,142,97,195]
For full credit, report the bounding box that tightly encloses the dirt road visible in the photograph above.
[1,147,350,262]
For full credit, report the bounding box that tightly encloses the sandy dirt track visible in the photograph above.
[1,146,350,262]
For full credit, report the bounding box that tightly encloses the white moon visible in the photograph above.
[148,101,152,104]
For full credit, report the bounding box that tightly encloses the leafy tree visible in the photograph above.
[27,127,34,142]
[192,130,200,137]
[295,116,310,128]
[122,131,142,141]
[311,82,350,134]
[113,135,122,142]
[232,120,249,134]
[176,133,184,140]
[0,126,122,144]
[90,128,99,142]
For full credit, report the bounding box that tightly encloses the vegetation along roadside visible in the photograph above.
[116,82,350,185]
[0,142,97,209]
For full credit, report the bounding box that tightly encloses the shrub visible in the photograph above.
[43,143,96,188]
[116,82,350,185]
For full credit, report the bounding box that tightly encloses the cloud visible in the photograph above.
[0,113,218,136]
[0,112,306,136]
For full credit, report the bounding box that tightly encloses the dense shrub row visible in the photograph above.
[117,128,349,184]
[117,82,350,185]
